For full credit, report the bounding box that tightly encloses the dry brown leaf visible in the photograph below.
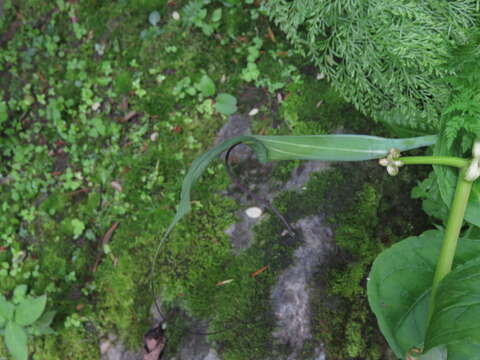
[122,111,139,122]
[216,279,234,286]
[251,265,269,278]
[92,222,120,272]
[110,180,122,192]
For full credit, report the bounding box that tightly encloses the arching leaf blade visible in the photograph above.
[161,134,437,245]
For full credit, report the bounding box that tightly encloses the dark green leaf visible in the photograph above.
[367,230,480,358]
[434,132,480,226]
[5,321,28,360]
[197,75,216,97]
[424,258,480,352]
[446,344,480,360]
[215,93,237,115]
[0,101,7,125]
[15,295,47,326]
[419,345,447,360]
[32,310,56,335]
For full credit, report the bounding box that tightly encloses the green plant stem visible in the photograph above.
[399,156,468,168]
[427,167,473,325]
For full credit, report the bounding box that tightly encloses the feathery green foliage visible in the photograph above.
[442,32,480,150]
[263,0,478,133]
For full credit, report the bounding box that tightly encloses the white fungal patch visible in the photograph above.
[245,207,262,218]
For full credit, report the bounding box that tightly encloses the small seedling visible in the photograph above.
[0,285,54,360]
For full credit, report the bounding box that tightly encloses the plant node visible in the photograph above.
[379,148,404,176]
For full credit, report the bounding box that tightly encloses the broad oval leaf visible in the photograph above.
[5,321,28,360]
[0,295,14,321]
[367,230,480,358]
[424,258,480,352]
[214,93,237,115]
[15,295,47,326]
[434,132,480,227]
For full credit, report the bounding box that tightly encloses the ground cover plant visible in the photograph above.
[1,0,479,359]
[1,0,378,358]
[166,128,480,359]
[161,30,480,358]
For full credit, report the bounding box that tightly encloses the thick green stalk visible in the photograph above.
[426,167,473,324]
[399,156,468,168]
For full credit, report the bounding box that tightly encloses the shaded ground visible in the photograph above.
[0,1,430,359]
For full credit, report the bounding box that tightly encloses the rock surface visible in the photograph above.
[271,216,334,358]
[101,114,334,360]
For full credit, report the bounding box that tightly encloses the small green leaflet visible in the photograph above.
[197,75,216,97]
[214,93,237,115]
[5,322,28,360]
[0,295,14,321]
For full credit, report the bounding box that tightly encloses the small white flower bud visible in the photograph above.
[379,158,389,167]
[387,165,399,176]
[389,148,401,160]
[465,159,480,182]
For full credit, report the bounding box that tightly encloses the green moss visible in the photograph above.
[31,328,100,360]
[311,164,429,360]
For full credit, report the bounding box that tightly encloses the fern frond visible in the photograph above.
[263,0,479,133]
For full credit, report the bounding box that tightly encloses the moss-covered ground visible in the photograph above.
[0,1,430,359]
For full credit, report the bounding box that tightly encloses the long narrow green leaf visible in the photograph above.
[258,134,437,161]
[160,134,437,242]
